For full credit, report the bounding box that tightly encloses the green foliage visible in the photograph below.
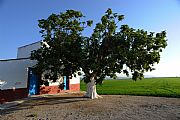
[81,8,167,83]
[81,78,180,98]
[31,8,167,84]
[58,83,65,90]
[31,10,92,78]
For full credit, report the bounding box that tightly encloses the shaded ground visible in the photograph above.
[0,92,180,120]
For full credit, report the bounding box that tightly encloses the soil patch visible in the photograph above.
[0,93,180,120]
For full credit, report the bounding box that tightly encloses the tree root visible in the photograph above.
[84,93,103,99]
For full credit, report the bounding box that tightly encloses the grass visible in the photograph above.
[80,77,180,98]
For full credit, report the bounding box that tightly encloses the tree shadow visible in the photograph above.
[0,94,90,116]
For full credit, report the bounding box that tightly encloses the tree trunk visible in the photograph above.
[84,76,102,99]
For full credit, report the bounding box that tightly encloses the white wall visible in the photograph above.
[69,73,80,84]
[3,40,80,90]
[17,41,41,58]
[0,59,37,90]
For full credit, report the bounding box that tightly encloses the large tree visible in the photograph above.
[31,9,167,99]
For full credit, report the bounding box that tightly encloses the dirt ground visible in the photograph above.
[0,92,180,120]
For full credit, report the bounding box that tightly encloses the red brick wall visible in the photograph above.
[0,88,28,104]
[39,86,63,94]
[69,84,80,91]
[0,84,80,103]
[40,84,80,94]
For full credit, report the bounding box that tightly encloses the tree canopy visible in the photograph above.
[31,8,167,91]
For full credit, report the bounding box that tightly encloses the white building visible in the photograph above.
[0,41,80,103]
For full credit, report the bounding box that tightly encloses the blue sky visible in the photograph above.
[0,0,180,77]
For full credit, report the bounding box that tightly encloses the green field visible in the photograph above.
[80,77,180,98]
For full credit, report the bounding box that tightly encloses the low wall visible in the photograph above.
[40,86,62,94]
[39,83,80,94]
[0,88,28,104]
[0,83,80,104]
[69,84,80,91]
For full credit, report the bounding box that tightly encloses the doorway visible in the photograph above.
[28,68,39,95]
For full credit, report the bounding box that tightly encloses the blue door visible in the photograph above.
[28,68,39,95]
[63,76,69,90]
[63,76,67,90]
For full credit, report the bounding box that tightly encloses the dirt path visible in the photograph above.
[0,93,180,120]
